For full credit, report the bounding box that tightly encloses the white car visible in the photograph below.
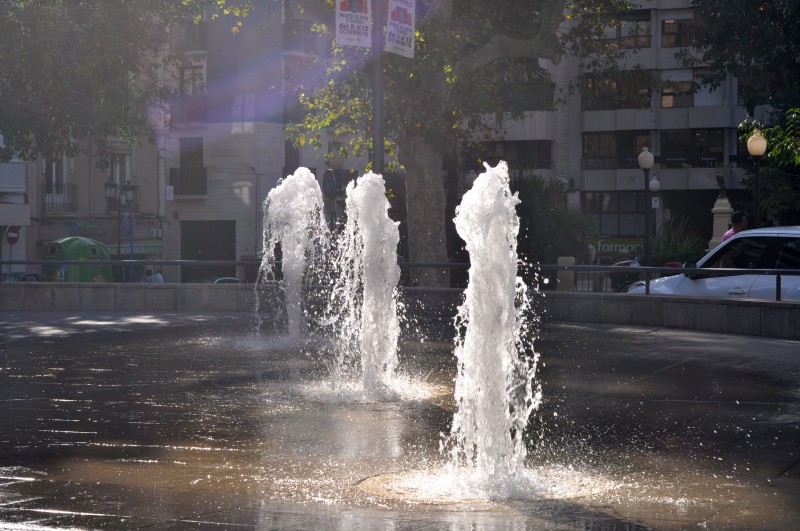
[627,227,800,301]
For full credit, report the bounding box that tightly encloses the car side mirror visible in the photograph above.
[683,261,702,280]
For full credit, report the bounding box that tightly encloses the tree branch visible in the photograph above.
[455,0,565,76]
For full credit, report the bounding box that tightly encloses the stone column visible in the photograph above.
[709,174,733,251]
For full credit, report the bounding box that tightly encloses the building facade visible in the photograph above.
[9,0,769,279]
[17,1,343,282]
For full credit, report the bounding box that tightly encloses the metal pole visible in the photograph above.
[752,158,761,229]
[117,202,123,282]
[128,212,135,281]
[371,0,384,175]
[643,167,651,266]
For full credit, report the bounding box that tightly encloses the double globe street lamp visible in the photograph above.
[637,147,661,266]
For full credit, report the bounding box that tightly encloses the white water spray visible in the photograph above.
[258,167,329,337]
[329,172,401,398]
[444,161,541,480]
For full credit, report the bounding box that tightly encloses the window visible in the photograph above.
[583,77,616,111]
[44,155,65,191]
[172,19,207,52]
[661,81,694,108]
[582,131,650,170]
[171,137,206,195]
[602,10,651,49]
[109,153,129,185]
[583,133,616,169]
[584,191,646,237]
[775,239,800,270]
[660,128,724,168]
[485,141,553,174]
[180,64,205,96]
[661,18,692,48]
[583,73,651,111]
[617,76,651,109]
[704,237,771,269]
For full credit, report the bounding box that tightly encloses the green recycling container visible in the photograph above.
[43,237,113,282]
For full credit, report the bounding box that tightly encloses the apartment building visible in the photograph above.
[13,0,765,277]
[486,0,765,263]
[19,1,337,282]
[0,140,29,273]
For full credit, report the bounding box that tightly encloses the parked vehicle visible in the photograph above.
[0,272,42,282]
[608,257,682,292]
[626,227,800,300]
[213,277,241,284]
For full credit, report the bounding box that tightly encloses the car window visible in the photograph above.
[705,236,771,269]
[774,238,800,269]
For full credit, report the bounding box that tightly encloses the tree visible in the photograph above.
[286,0,635,285]
[0,1,251,164]
[683,0,800,112]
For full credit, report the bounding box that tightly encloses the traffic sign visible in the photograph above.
[5,225,20,245]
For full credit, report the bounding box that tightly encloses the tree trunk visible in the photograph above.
[402,135,450,287]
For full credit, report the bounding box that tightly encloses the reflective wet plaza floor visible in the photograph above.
[1,311,799,530]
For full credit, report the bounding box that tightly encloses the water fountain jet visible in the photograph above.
[257,167,330,337]
[327,171,402,399]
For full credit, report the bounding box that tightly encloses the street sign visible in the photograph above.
[651,196,660,209]
[5,225,20,245]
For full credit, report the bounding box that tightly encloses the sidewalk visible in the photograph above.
[1,312,798,529]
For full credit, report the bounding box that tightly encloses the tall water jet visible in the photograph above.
[258,167,330,337]
[329,172,401,398]
[443,161,540,480]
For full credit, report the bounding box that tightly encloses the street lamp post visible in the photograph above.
[105,179,136,281]
[746,129,767,229]
[638,147,655,265]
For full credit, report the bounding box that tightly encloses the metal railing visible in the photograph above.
[1,259,798,302]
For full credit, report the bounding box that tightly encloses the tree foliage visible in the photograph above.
[286,0,635,283]
[740,108,800,225]
[684,0,800,111]
[0,0,250,163]
[288,0,635,165]
[510,174,594,266]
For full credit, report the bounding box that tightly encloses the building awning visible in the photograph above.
[109,239,163,256]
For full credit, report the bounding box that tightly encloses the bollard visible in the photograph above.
[556,256,576,291]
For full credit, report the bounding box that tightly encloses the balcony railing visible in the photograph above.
[42,182,79,216]
[170,167,208,196]
[106,184,140,214]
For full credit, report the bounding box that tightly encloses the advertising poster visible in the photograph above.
[385,0,415,58]
[335,0,372,49]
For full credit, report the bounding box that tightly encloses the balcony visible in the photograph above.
[42,182,79,217]
[170,167,207,196]
[106,184,140,214]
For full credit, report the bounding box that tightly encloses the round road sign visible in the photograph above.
[5,225,20,245]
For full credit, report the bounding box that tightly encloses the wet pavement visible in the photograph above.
[0,311,799,530]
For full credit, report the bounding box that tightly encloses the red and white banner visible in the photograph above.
[385,0,415,58]
[335,0,372,49]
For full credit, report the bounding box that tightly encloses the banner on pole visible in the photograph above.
[385,0,415,58]
[335,0,372,49]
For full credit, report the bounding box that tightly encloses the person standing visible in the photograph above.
[721,211,748,243]
[153,269,164,284]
